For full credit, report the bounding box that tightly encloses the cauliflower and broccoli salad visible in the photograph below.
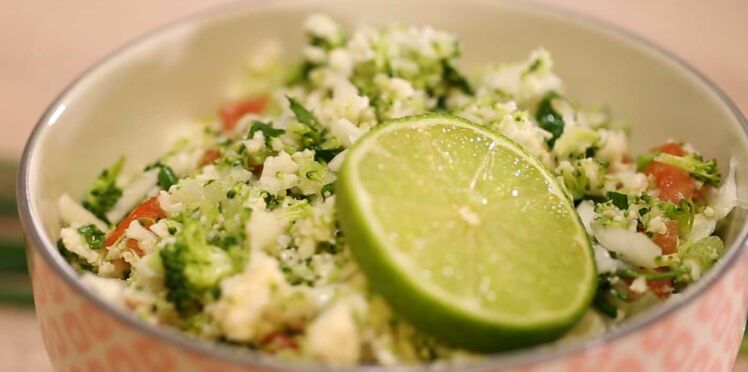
[56,14,737,364]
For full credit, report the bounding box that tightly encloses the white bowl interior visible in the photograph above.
[25,0,748,332]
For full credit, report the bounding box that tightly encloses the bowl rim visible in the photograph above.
[17,0,748,370]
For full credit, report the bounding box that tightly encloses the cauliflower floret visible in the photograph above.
[246,210,282,253]
[329,118,364,147]
[259,151,299,195]
[305,297,364,364]
[291,197,336,259]
[210,251,287,342]
[304,13,344,46]
[597,129,628,165]
[606,168,648,195]
[242,130,266,153]
[480,48,562,105]
[328,49,354,76]
[374,75,430,119]
[157,190,184,215]
[646,216,668,235]
[495,109,554,167]
[293,150,334,195]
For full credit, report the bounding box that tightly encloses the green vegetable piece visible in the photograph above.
[286,60,316,86]
[160,220,234,315]
[657,200,695,237]
[536,91,565,147]
[157,165,178,190]
[264,193,281,210]
[249,120,285,144]
[442,61,474,95]
[286,96,342,163]
[312,146,343,163]
[77,224,105,250]
[82,156,125,223]
[678,236,726,273]
[592,277,618,319]
[145,162,178,190]
[636,152,657,172]
[607,191,629,210]
[287,96,320,128]
[57,239,95,272]
[653,153,721,185]
[553,127,599,159]
[321,182,335,197]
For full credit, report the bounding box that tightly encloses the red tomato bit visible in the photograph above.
[646,279,673,299]
[651,219,679,255]
[199,149,221,167]
[644,143,696,203]
[105,197,167,249]
[260,331,299,351]
[219,97,267,133]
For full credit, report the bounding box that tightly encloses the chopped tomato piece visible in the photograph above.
[623,276,673,300]
[651,219,679,255]
[105,197,166,248]
[260,331,299,351]
[654,142,687,156]
[644,161,697,203]
[219,97,266,132]
[125,239,144,256]
[646,279,673,299]
[199,149,221,166]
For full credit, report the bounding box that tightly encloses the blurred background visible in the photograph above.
[0,0,746,370]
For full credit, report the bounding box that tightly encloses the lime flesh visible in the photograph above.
[336,114,596,352]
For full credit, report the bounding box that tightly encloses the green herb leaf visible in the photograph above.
[535,91,565,147]
[287,96,320,128]
[249,121,285,144]
[607,191,629,210]
[157,165,178,190]
[442,61,474,95]
[82,156,125,223]
[77,224,105,250]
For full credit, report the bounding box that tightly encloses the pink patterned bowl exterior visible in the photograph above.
[18,1,748,371]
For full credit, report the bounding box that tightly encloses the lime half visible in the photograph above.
[336,114,596,352]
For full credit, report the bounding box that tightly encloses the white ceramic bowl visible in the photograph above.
[18,1,748,371]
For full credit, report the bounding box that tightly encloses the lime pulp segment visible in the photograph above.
[336,114,596,352]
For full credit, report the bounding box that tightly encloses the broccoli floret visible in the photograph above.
[678,236,725,273]
[160,220,235,315]
[658,200,695,237]
[82,156,125,222]
[535,91,565,147]
[653,153,720,185]
[556,158,607,200]
[553,126,600,159]
[77,224,105,250]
